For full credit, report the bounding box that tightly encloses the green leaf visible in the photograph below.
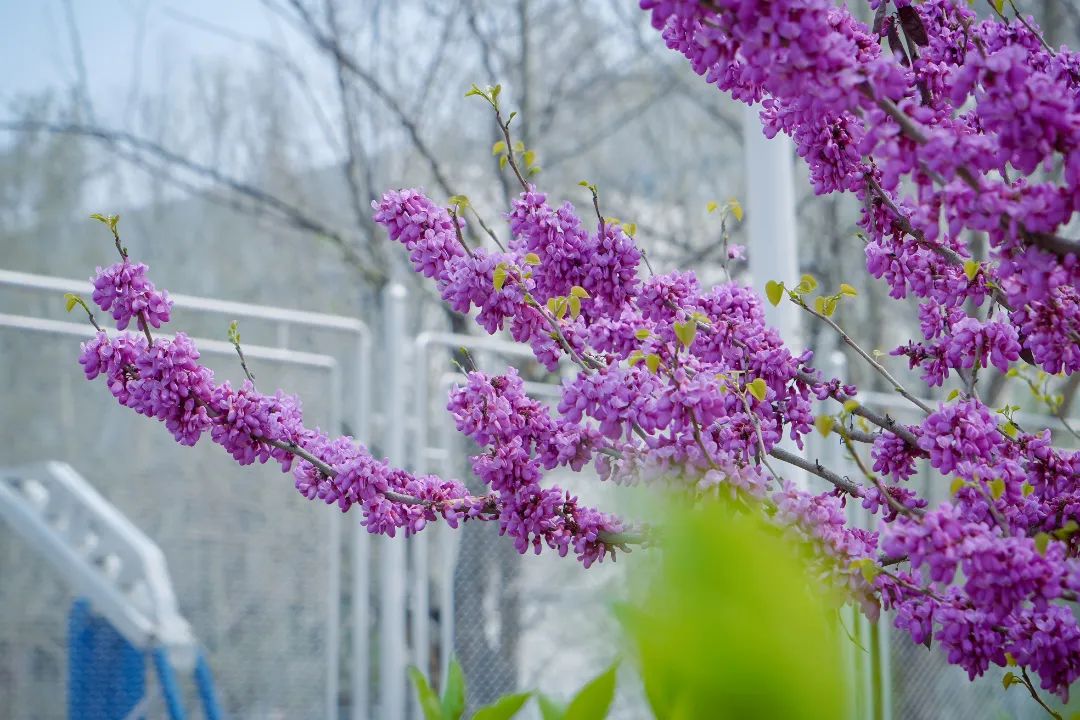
[706,200,718,214]
[441,659,466,720]
[674,320,697,348]
[765,280,785,307]
[1022,482,1035,497]
[747,378,768,402]
[570,286,590,299]
[1035,532,1051,555]
[635,328,652,341]
[842,399,860,413]
[524,253,541,266]
[493,263,508,291]
[408,666,444,720]
[564,664,618,720]
[623,222,637,237]
[555,297,568,320]
[538,694,565,720]
[839,283,858,297]
[618,498,845,720]
[491,84,502,102]
[472,692,533,720]
[989,478,1006,500]
[946,389,960,401]
[465,84,485,98]
[528,166,542,176]
[90,212,120,235]
[568,295,581,319]
[228,320,241,345]
[492,141,507,156]
[814,295,838,317]
[950,477,967,495]
[499,155,508,169]
[1002,671,1017,690]
[1056,520,1080,540]
[1005,652,1017,667]
[64,293,80,313]
[645,354,661,374]
[796,273,818,294]
[628,350,645,367]
[851,558,880,584]
[523,150,537,168]
[512,140,525,153]
[1002,421,1018,439]
[727,198,743,222]
[963,260,980,281]
[815,415,833,437]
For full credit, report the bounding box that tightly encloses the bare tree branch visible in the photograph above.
[0,119,386,285]
[272,0,458,197]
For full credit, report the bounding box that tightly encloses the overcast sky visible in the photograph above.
[1,1,292,125]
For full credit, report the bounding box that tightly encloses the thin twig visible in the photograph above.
[794,296,933,415]
[495,106,529,190]
[838,429,921,518]
[468,205,507,252]
[449,209,475,258]
[768,447,863,496]
[1019,667,1064,720]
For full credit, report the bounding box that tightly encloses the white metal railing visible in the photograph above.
[1,268,369,720]
[0,461,197,666]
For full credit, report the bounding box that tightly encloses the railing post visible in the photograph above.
[379,283,409,719]
[352,331,372,720]
[743,103,807,488]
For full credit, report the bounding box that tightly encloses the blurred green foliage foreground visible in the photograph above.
[411,497,846,719]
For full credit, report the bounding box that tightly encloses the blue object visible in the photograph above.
[194,651,224,720]
[68,598,145,720]
[152,646,187,720]
[69,598,224,720]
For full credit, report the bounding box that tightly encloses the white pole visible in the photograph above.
[379,283,409,720]
[326,364,344,720]
[410,342,430,719]
[352,330,372,720]
[743,104,801,345]
[743,104,807,488]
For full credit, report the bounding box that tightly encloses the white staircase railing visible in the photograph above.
[0,460,197,669]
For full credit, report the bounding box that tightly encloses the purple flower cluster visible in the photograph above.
[369,173,1080,696]
[645,0,1080,383]
[447,369,625,565]
[91,261,172,331]
[210,381,304,467]
[73,0,1080,696]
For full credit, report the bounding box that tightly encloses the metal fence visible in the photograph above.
[0,268,368,719]
[3,268,1076,719]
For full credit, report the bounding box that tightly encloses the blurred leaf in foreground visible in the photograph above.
[617,497,846,719]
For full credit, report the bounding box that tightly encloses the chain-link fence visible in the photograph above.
[0,272,371,719]
[5,272,1078,720]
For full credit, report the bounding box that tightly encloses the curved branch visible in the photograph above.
[0,119,385,285]
[275,0,457,197]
